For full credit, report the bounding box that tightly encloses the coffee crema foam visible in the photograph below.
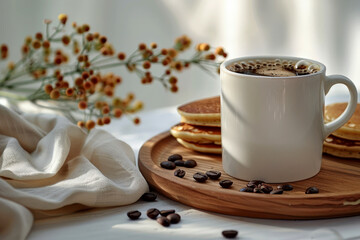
[226,59,321,77]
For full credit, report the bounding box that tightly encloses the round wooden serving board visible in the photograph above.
[138,132,360,219]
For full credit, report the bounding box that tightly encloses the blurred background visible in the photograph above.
[0,0,359,110]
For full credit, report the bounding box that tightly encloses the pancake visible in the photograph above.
[176,138,222,154]
[324,103,360,140]
[177,96,221,127]
[323,134,360,159]
[170,123,221,145]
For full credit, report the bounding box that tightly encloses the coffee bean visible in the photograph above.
[305,186,319,194]
[240,186,254,192]
[141,192,157,201]
[160,161,176,170]
[206,170,221,180]
[160,209,176,217]
[174,169,186,178]
[167,213,181,224]
[247,180,264,188]
[127,210,141,220]
[157,216,170,227]
[219,179,233,188]
[222,230,238,239]
[253,187,264,193]
[270,189,283,194]
[174,160,185,166]
[260,184,273,194]
[193,172,208,182]
[277,184,293,191]
[147,208,160,219]
[168,154,182,162]
[184,159,197,168]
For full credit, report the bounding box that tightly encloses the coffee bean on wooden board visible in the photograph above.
[253,187,264,193]
[277,184,293,191]
[174,160,185,166]
[167,213,181,224]
[193,172,208,182]
[270,189,283,194]
[206,170,221,180]
[168,154,183,162]
[184,159,197,168]
[240,186,254,192]
[141,192,157,201]
[174,169,186,178]
[160,209,176,217]
[305,186,319,194]
[147,208,160,219]
[247,180,264,188]
[127,210,141,220]
[157,216,170,227]
[222,230,238,239]
[219,179,233,188]
[160,161,176,170]
[260,184,273,193]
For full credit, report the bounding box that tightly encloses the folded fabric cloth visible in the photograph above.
[0,105,149,240]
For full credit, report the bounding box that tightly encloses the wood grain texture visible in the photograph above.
[138,132,360,219]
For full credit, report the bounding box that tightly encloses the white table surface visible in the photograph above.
[27,104,360,240]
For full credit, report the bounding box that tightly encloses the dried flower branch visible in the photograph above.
[0,14,227,130]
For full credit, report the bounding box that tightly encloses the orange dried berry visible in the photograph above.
[96,118,104,126]
[7,61,15,70]
[42,41,50,49]
[222,52,228,58]
[61,81,69,89]
[141,77,147,84]
[72,22,77,28]
[114,76,122,84]
[150,56,158,63]
[62,35,71,45]
[77,121,85,128]
[133,117,140,125]
[93,32,100,39]
[184,62,190,68]
[127,92,135,101]
[205,53,216,60]
[65,88,74,97]
[76,26,84,34]
[165,69,171,75]
[150,42,157,49]
[54,55,62,65]
[215,47,224,55]
[113,108,122,118]
[138,43,146,51]
[162,59,169,66]
[199,43,210,51]
[104,86,114,97]
[117,52,126,60]
[78,101,87,110]
[1,44,8,52]
[100,47,109,56]
[32,40,41,49]
[75,77,83,87]
[161,48,168,55]
[35,32,43,41]
[58,13,68,25]
[167,48,177,58]
[22,45,29,54]
[90,75,99,84]
[81,71,90,79]
[86,33,94,42]
[85,120,96,130]
[24,36,32,45]
[44,84,53,94]
[50,89,60,99]
[169,76,177,84]
[143,61,151,69]
[102,116,111,125]
[170,85,178,93]
[77,55,85,62]
[83,81,93,90]
[82,24,90,32]
[174,62,183,71]
[99,36,107,44]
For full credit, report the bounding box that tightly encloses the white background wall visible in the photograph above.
[0,0,359,109]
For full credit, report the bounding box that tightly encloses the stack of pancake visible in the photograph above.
[170,96,222,154]
[323,102,360,159]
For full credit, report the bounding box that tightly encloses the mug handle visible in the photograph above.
[323,75,358,140]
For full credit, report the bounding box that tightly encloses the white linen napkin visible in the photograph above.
[0,104,149,240]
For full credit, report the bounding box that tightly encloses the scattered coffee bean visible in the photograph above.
[206,170,221,180]
[174,160,185,166]
[222,230,238,239]
[219,179,233,188]
[240,186,254,192]
[157,216,170,227]
[247,180,264,188]
[174,169,186,178]
[160,209,176,217]
[305,186,319,194]
[167,213,181,224]
[193,172,208,182]
[253,187,264,193]
[168,154,183,162]
[160,161,176,170]
[184,159,197,168]
[270,189,283,194]
[277,184,293,191]
[260,184,273,194]
[147,208,160,219]
[141,192,157,201]
[127,210,141,220]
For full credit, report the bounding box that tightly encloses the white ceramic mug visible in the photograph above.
[220,56,358,183]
